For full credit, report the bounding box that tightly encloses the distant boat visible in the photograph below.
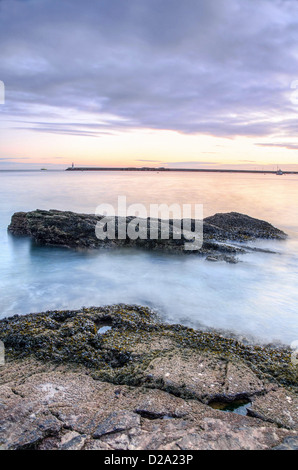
[40,168,47,171]
[276,169,283,175]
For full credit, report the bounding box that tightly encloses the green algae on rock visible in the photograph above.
[0,305,297,450]
[0,304,296,395]
[7,210,287,262]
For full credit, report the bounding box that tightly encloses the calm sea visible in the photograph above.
[0,170,297,345]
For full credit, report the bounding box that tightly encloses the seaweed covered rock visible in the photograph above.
[7,210,287,262]
[0,305,297,450]
[203,212,287,241]
[1,305,297,392]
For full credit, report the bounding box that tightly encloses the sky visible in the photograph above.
[1,0,298,170]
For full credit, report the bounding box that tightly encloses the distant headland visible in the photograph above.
[65,166,298,175]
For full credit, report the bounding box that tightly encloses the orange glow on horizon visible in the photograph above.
[1,125,298,170]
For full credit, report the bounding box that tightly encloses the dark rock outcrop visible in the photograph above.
[204,212,286,240]
[7,210,287,262]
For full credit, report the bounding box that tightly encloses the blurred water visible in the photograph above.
[0,170,297,345]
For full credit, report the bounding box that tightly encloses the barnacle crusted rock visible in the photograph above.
[7,210,287,263]
[0,305,297,450]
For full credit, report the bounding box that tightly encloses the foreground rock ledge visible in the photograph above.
[0,305,297,450]
[8,210,287,262]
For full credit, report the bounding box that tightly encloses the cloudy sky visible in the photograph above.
[1,0,298,169]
